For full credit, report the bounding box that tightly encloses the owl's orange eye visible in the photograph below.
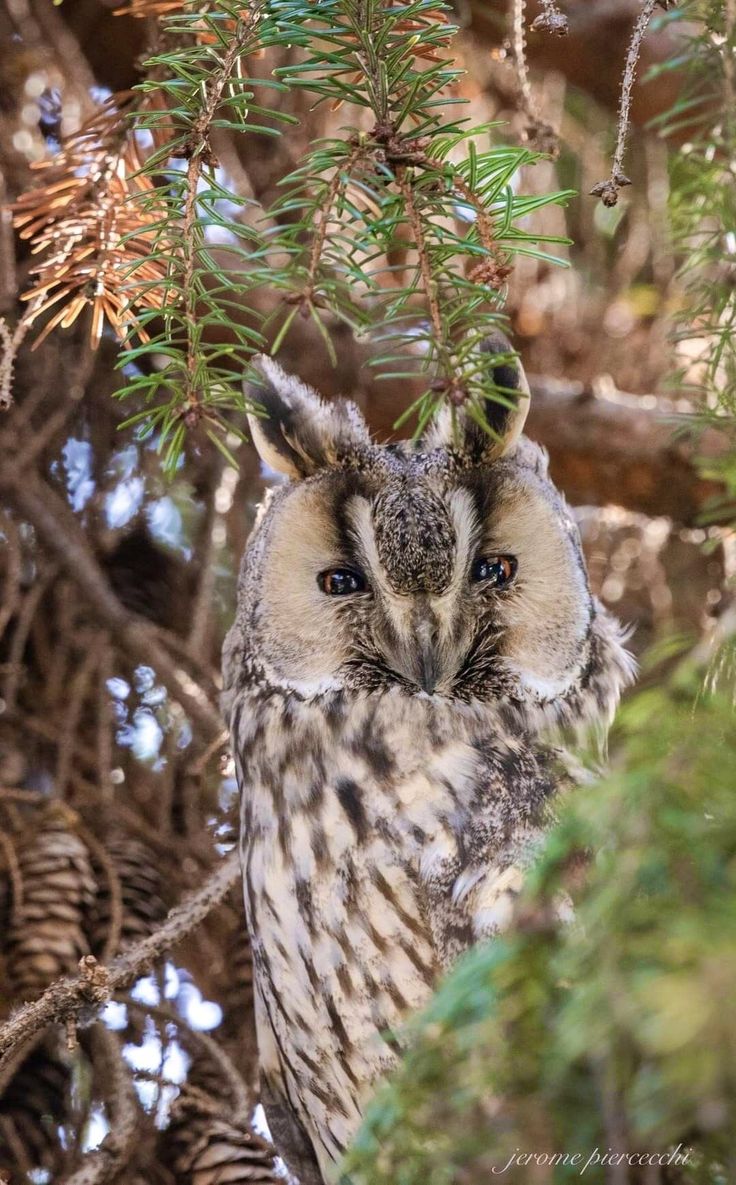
[471,555,517,587]
[318,568,366,596]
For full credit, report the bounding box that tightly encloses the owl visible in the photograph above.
[222,337,634,1184]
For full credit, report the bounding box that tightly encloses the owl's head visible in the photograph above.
[225,338,634,732]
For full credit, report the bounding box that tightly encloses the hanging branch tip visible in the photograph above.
[531,10,568,36]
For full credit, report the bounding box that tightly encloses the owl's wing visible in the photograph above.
[419,820,550,964]
[252,973,325,1182]
[261,1078,324,1185]
[467,822,548,940]
[464,746,578,941]
[420,742,572,959]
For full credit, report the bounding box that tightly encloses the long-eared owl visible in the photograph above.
[223,338,634,1183]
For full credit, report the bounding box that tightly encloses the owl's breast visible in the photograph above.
[232,688,555,1172]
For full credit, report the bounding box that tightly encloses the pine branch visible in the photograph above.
[263,0,572,430]
[179,3,260,423]
[5,0,573,459]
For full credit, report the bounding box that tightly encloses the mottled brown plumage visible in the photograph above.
[223,339,634,1182]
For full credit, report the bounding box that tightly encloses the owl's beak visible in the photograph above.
[385,612,445,695]
[413,620,442,695]
[417,639,440,695]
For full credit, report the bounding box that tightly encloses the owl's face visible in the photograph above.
[228,342,633,730]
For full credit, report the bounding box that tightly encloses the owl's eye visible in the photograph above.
[318,568,366,596]
[471,555,517,587]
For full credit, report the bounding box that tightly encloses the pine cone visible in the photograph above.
[0,1039,70,1179]
[163,1084,278,1185]
[220,920,255,1046]
[87,833,168,956]
[5,811,96,998]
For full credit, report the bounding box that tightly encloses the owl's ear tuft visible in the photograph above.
[425,332,531,464]
[244,355,371,479]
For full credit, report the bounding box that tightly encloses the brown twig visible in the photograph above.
[0,787,47,805]
[181,8,258,419]
[43,580,78,711]
[126,997,254,1125]
[510,0,537,117]
[2,564,59,715]
[60,1025,140,1185]
[186,728,230,778]
[0,168,18,316]
[56,640,102,799]
[7,362,93,475]
[96,642,116,807]
[590,0,659,206]
[0,850,240,1065]
[15,717,97,774]
[291,145,365,315]
[0,1030,47,1103]
[508,0,558,151]
[0,1112,33,1177]
[0,513,23,639]
[0,318,35,411]
[396,169,444,347]
[451,177,514,288]
[396,167,466,402]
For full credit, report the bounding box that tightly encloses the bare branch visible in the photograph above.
[509,0,558,150]
[526,377,731,525]
[59,1026,140,1185]
[126,997,254,1126]
[590,0,659,206]
[0,850,240,1066]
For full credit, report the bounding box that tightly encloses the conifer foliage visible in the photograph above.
[5,0,572,465]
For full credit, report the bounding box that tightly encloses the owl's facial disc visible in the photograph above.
[244,458,605,706]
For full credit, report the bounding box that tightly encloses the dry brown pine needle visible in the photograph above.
[13,96,172,349]
[114,0,266,52]
[114,0,188,15]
